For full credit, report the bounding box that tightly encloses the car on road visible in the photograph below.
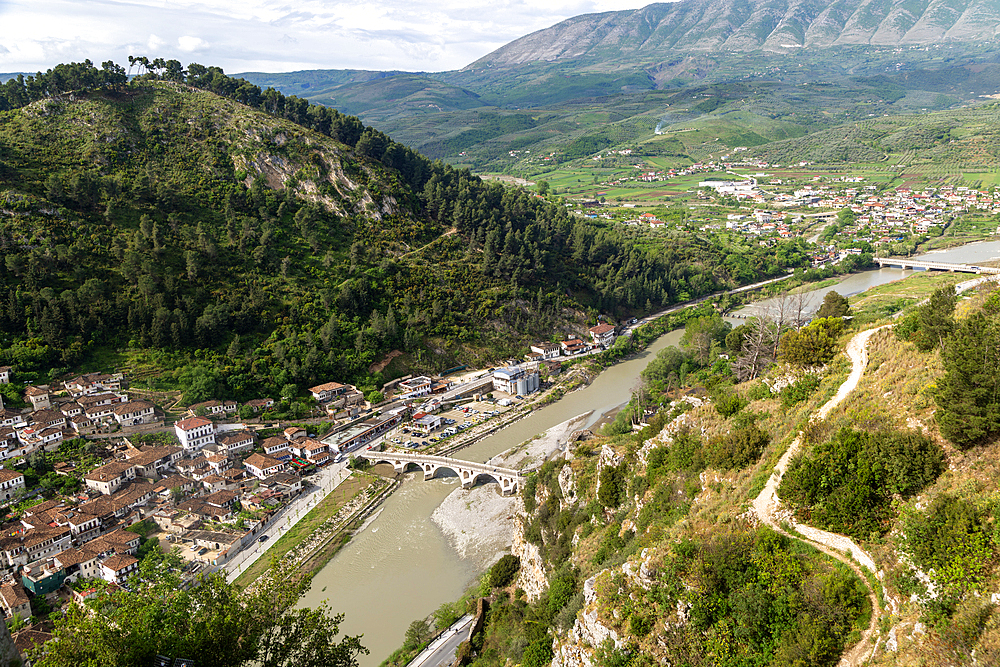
[259,534,269,543]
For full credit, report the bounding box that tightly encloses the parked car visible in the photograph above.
[259,534,269,543]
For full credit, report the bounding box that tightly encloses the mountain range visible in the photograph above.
[233,0,1000,171]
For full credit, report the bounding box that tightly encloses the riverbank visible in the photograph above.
[430,413,590,569]
[232,472,388,587]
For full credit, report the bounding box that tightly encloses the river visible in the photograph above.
[299,329,684,667]
[726,239,1000,322]
[301,239,1000,666]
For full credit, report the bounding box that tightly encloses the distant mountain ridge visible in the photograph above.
[471,0,1000,66]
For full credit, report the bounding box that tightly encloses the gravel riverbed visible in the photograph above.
[430,412,592,568]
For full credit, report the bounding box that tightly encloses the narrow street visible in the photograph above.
[224,462,352,583]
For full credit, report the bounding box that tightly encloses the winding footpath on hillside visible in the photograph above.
[752,324,894,667]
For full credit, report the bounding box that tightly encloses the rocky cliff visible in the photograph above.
[469,0,1000,67]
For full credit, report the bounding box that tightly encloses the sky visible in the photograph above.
[0,0,652,75]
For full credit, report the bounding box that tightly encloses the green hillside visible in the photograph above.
[0,63,810,402]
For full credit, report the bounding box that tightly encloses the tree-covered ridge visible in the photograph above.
[0,61,810,400]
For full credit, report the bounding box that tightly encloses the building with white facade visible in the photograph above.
[174,416,215,453]
[0,469,25,501]
[492,366,540,395]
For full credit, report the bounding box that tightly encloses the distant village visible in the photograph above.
[569,158,1000,269]
[0,323,622,658]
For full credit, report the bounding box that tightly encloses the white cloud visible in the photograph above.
[177,36,209,52]
[0,0,655,74]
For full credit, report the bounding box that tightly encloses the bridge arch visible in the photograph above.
[357,451,523,495]
[423,463,460,480]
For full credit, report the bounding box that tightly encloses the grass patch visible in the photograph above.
[234,473,373,587]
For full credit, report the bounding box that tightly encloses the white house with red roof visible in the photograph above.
[174,416,215,453]
[588,323,616,347]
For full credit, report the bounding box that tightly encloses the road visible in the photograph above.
[224,462,353,583]
[620,271,795,337]
[407,614,476,667]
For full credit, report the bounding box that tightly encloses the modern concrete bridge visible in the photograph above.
[357,451,524,496]
[875,258,1000,274]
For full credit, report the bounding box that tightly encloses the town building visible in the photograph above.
[492,366,540,396]
[588,323,616,348]
[216,430,255,456]
[529,343,562,360]
[0,581,30,622]
[0,469,25,502]
[309,382,349,402]
[83,461,136,495]
[24,386,50,411]
[411,414,442,434]
[174,416,215,453]
[321,407,407,453]
[111,400,157,426]
[397,376,432,399]
[244,453,285,480]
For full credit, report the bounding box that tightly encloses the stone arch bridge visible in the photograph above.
[357,451,523,496]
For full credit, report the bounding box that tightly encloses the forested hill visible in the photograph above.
[0,61,808,401]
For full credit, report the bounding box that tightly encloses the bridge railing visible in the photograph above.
[359,450,523,477]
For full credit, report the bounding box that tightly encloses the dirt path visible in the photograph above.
[753,324,893,667]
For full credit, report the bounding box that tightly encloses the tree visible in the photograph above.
[681,314,730,364]
[815,291,850,319]
[489,554,521,588]
[32,560,367,667]
[778,317,844,366]
[916,284,956,352]
[935,311,1000,448]
[403,619,432,651]
[732,316,779,382]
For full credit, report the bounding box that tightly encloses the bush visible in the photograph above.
[629,613,653,637]
[490,554,521,589]
[598,462,627,508]
[779,428,944,540]
[778,317,844,366]
[747,382,772,401]
[705,424,770,470]
[779,375,821,407]
[713,390,747,418]
[902,494,993,598]
[522,639,554,667]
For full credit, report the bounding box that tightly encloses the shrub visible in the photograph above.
[902,494,993,598]
[629,613,653,637]
[778,317,844,366]
[746,381,772,400]
[598,462,627,508]
[713,390,748,418]
[490,554,521,589]
[779,375,821,407]
[705,424,771,470]
[779,428,944,540]
[522,639,554,667]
